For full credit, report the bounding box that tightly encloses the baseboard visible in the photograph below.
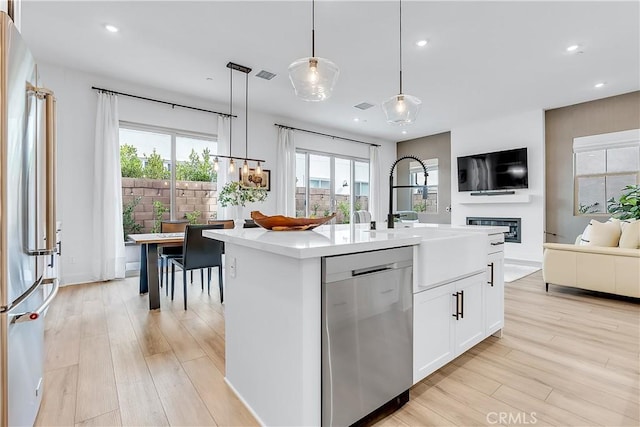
[224,377,267,427]
[504,258,542,269]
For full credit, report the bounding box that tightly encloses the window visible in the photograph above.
[573,130,639,215]
[295,151,369,223]
[119,122,217,236]
[410,159,438,214]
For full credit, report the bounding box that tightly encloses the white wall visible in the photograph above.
[38,62,394,285]
[450,110,545,264]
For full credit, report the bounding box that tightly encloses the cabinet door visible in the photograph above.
[413,282,455,384]
[454,273,485,356]
[485,252,504,335]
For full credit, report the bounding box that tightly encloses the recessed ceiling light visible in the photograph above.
[104,24,119,33]
[416,40,428,47]
[353,118,360,122]
[566,44,579,52]
[401,130,408,135]
[594,82,606,88]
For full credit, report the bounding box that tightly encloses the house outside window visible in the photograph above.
[119,122,217,237]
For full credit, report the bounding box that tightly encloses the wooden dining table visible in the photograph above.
[128,232,184,310]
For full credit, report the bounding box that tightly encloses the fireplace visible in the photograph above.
[466,217,521,243]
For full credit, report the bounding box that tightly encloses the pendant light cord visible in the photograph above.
[311,0,315,57]
[229,65,233,156]
[245,71,249,159]
[399,0,403,94]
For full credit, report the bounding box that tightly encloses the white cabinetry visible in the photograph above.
[453,273,485,354]
[413,282,455,381]
[484,232,505,336]
[413,231,506,385]
[413,272,485,384]
[485,251,504,335]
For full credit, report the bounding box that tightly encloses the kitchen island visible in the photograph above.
[203,223,507,426]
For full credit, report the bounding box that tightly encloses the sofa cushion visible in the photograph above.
[579,219,621,247]
[619,220,640,249]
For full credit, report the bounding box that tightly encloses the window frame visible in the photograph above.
[119,121,217,221]
[295,149,370,221]
[572,130,640,216]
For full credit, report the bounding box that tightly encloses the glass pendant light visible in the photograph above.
[288,0,339,101]
[382,0,421,125]
[213,157,219,172]
[255,161,262,175]
[229,158,235,174]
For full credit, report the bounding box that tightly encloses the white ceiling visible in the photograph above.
[21,1,640,143]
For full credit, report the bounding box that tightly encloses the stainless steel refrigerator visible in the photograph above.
[0,10,59,427]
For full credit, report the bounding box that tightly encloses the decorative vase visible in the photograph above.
[234,205,244,229]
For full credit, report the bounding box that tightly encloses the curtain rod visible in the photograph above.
[274,124,381,147]
[91,86,236,118]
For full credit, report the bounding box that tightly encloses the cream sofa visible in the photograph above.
[542,242,640,298]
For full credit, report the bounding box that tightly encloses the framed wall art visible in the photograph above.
[239,168,270,191]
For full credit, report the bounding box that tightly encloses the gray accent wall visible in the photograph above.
[545,91,640,244]
[397,132,451,224]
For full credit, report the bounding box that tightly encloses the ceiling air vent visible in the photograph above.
[354,102,375,110]
[256,70,277,80]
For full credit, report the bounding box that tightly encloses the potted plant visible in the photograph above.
[607,184,640,220]
[218,181,268,226]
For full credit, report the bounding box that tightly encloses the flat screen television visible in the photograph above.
[457,147,528,192]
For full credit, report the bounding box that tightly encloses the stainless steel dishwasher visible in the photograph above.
[322,246,413,427]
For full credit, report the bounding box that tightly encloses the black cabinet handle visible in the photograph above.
[460,290,464,319]
[488,263,494,286]
[452,292,460,320]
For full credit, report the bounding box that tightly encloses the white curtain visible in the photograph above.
[369,145,381,222]
[216,116,232,220]
[92,92,125,281]
[276,127,296,216]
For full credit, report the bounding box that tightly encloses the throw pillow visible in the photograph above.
[579,219,621,247]
[619,219,640,249]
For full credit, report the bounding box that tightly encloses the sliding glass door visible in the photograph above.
[295,151,369,223]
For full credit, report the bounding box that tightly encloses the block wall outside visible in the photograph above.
[122,177,218,233]
[295,187,369,223]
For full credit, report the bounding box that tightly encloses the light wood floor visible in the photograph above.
[36,271,639,426]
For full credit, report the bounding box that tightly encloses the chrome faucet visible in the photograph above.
[388,155,429,229]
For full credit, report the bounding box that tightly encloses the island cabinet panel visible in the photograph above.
[223,244,322,427]
[452,273,485,355]
[485,252,505,335]
[413,272,486,384]
[413,282,456,383]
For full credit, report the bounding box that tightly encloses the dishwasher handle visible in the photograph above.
[351,265,394,277]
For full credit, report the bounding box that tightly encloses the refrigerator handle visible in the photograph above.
[27,85,57,256]
[10,278,59,323]
[44,89,57,253]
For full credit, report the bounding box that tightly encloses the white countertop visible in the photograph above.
[203,223,508,259]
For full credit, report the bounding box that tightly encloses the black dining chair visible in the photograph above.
[159,220,189,293]
[243,219,260,228]
[170,224,225,310]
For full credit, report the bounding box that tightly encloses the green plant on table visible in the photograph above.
[218,181,267,207]
[607,184,640,220]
